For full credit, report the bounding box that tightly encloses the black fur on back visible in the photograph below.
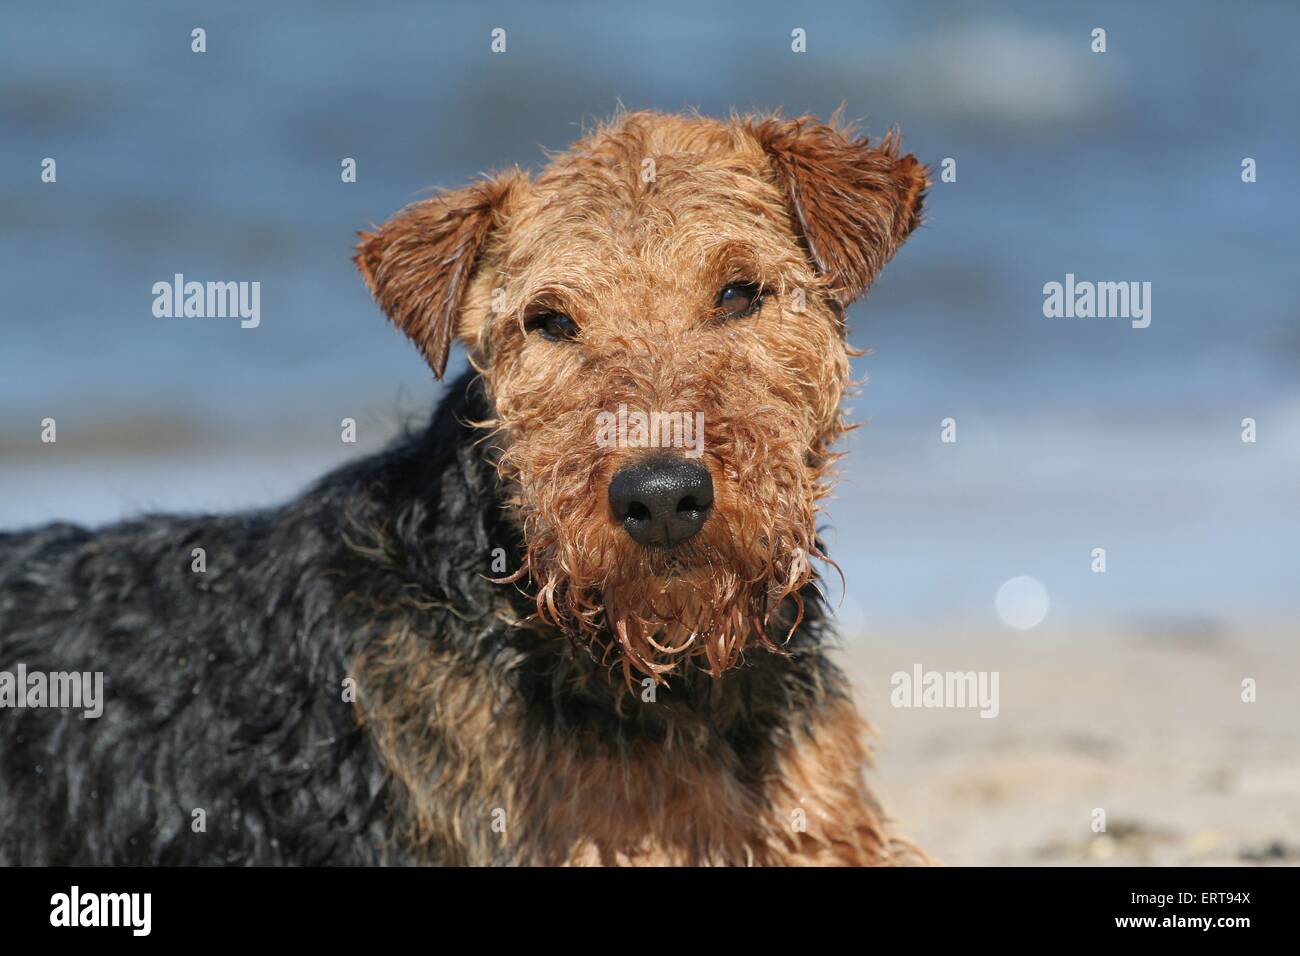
[0,372,842,864]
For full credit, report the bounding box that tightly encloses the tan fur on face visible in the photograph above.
[357,111,927,683]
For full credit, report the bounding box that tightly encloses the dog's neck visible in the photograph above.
[332,370,840,736]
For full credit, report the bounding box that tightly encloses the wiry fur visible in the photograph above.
[0,110,927,865]
[357,111,927,683]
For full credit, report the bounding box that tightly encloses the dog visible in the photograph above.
[0,110,928,865]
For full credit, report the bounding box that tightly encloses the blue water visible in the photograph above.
[2,0,1297,632]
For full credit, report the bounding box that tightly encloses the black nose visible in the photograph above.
[608,456,714,547]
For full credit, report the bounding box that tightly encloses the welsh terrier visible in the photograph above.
[0,110,928,865]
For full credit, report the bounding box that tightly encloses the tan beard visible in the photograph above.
[481,407,843,685]
[503,516,825,685]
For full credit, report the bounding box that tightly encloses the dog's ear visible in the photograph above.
[747,115,928,307]
[355,171,523,378]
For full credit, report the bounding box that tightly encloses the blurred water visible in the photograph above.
[2,0,1297,632]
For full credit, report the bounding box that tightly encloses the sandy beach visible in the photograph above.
[839,622,1300,865]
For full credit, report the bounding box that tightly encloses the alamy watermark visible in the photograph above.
[595,404,705,458]
[152,273,260,328]
[891,664,1000,718]
[50,886,150,936]
[0,664,103,718]
[1043,273,1151,329]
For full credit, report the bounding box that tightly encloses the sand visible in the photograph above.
[837,621,1300,865]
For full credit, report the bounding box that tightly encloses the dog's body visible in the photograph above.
[0,375,893,865]
[0,111,927,865]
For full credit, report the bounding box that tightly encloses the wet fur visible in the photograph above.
[1,376,911,864]
[1,110,927,865]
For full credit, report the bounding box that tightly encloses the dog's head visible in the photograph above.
[356,111,927,682]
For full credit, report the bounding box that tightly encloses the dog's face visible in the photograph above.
[356,112,927,682]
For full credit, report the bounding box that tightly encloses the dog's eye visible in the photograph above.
[524,311,579,342]
[715,282,763,319]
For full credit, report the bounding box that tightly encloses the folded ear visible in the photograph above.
[747,115,928,307]
[355,171,523,378]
